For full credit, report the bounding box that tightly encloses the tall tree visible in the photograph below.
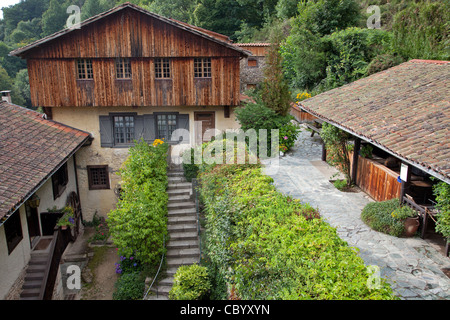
[41,0,70,36]
[261,26,291,116]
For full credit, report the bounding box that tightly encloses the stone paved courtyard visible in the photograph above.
[262,124,450,300]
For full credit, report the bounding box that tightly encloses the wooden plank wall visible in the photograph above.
[290,104,318,123]
[350,153,401,201]
[25,7,242,108]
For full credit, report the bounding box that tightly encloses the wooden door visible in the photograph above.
[25,204,40,247]
[194,111,215,143]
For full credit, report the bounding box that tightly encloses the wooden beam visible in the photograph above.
[351,138,361,184]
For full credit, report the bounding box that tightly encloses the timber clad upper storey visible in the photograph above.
[11,3,249,108]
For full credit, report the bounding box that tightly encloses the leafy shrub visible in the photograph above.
[169,264,211,300]
[182,147,199,182]
[433,181,450,239]
[199,157,396,300]
[108,139,169,265]
[391,206,417,220]
[361,199,404,237]
[279,121,301,151]
[113,271,145,300]
[333,179,348,191]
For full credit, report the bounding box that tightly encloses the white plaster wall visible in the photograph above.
[52,106,241,221]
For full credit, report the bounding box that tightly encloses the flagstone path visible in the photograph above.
[262,124,450,300]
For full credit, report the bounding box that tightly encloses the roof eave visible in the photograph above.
[299,103,450,185]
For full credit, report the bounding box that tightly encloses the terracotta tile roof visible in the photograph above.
[0,102,91,220]
[234,43,270,46]
[299,59,450,183]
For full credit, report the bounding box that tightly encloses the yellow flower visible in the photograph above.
[152,139,164,147]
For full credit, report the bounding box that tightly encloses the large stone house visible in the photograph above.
[10,3,250,221]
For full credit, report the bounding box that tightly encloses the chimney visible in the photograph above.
[1,91,11,103]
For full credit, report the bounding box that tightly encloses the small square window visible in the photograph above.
[116,58,132,79]
[194,58,211,78]
[155,58,171,79]
[248,58,258,67]
[87,165,110,190]
[77,59,93,79]
[157,114,177,141]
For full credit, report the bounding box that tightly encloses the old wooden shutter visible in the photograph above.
[177,114,190,144]
[99,116,113,147]
[143,114,155,143]
[134,115,144,142]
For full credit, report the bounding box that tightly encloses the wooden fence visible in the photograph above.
[290,104,318,123]
[350,152,401,202]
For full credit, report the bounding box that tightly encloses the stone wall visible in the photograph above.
[239,56,266,92]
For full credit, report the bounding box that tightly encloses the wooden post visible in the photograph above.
[351,138,361,185]
[321,141,327,162]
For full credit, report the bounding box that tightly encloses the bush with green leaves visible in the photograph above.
[433,181,450,239]
[113,271,145,300]
[108,139,169,266]
[199,157,396,300]
[361,199,405,237]
[169,264,211,300]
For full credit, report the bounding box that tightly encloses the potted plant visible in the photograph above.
[391,206,419,237]
[56,206,75,230]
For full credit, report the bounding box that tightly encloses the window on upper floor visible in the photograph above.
[116,58,132,79]
[194,58,211,78]
[155,58,171,79]
[113,115,135,145]
[4,210,23,255]
[52,162,68,200]
[77,59,93,79]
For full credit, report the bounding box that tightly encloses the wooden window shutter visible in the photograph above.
[99,116,113,147]
[177,114,190,144]
[134,115,144,142]
[143,114,155,143]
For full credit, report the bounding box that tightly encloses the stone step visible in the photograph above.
[168,208,196,217]
[168,201,195,210]
[168,195,192,203]
[168,171,185,177]
[25,272,45,281]
[22,280,43,289]
[27,264,47,273]
[167,247,200,259]
[167,256,199,267]
[167,188,191,196]
[29,257,48,265]
[167,223,197,233]
[168,215,197,225]
[151,285,171,296]
[169,231,198,241]
[167,239,199,250]
[168,182,192,190]
[159,277,174,286]
[168,176,187,183]
[20,288,41,298]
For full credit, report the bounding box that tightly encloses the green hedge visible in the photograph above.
[169,264,211,300]
[108,139,169,266]
[199,163,396,300]
[360,199,404,237]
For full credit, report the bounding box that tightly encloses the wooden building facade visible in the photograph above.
[11,3,250,221]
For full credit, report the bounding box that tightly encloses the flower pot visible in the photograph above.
[404,217,419,237]
[61,225,68,230]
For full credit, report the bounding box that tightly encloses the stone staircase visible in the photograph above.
[20,236,54,300]
[146,170,200,300]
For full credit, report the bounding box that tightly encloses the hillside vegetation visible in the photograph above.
[0,0,448,107]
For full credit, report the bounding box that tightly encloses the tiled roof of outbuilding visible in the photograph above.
[0,102,91,220]
[299,59,450,183]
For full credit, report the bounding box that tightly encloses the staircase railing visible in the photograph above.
[192,178,202,263]
[143,234,165,300]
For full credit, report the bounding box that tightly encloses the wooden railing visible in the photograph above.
[39,227,71,300]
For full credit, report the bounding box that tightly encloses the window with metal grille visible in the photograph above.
[157,114,177,141]
[77,59,93,79]
[113,115,135,145]
[87,165,110,190]
[194,58,211,78]
[116,58,132,79]
[155,58,171,79]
